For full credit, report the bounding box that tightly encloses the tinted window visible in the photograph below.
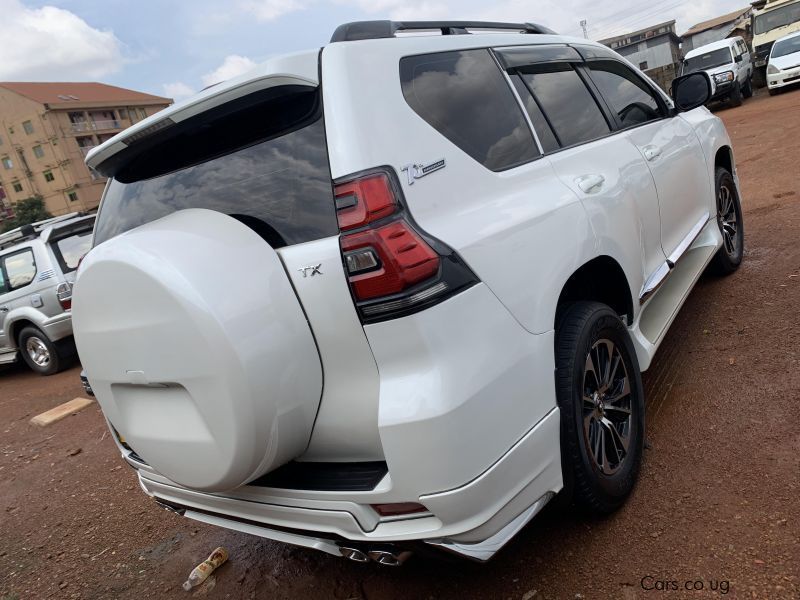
[510,75,560,153]
[683,48,733,73]
[53,231,92,272]
[2,249,36,290]
[400,50,539,171]
[519,65,611,148]
[588,61,663,128]
[94,90,337,247]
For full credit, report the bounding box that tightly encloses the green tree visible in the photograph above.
[0,195,52,233]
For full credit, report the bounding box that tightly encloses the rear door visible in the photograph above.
[496,46,667,302]
[582,57,713,266]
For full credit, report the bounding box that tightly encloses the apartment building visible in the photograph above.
[0,82,171,219]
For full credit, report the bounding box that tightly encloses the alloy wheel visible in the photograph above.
[26,336,51,367]
[718,183,739,257]
[582,339,632,476]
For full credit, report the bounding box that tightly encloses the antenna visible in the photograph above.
[580,19,588,39]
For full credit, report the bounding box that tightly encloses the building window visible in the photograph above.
[12,181,23,193]
[44,170,55,182]
[33,145,45,158]
[67,191,78,202]
[139,108,147,119]
[22,120,34,135]
[639,61,649,70]
[119,109,128,120]
[1,157,12,170]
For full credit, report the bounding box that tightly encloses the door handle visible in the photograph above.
[575,174,605,194]
[643,145,662,162]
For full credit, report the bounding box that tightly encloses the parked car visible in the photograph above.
[767,30,800,93]
[0,213,94,375]
[74,21,744,565]
[681,37,753,107]
[751,0,800,87]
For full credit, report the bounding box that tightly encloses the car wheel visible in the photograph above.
[709,167,745,275]
[555,302,645,514]
[18,327,62,375]
[743,77,753,98]
[729,82,743,107]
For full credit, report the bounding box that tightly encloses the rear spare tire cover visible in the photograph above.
[73,209,322,491]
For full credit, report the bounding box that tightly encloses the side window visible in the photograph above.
[400,49,540,171]
[0,266,8,295]
[518,64,611,148]
[53,231,93,272]
[509,75,560,153]
[2,249,37,290]
[586,61,664,129]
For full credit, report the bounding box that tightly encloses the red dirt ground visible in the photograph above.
[1,88,798,600]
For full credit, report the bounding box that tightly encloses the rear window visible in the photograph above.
[93,87,337,248]
[400,49,540,171]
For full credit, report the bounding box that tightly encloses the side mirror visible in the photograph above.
[671,72,712,112]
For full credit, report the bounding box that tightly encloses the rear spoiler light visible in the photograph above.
[334,168,478,323]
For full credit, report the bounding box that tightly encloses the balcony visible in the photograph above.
[70,120,121,133]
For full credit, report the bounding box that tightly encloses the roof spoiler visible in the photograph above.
[330,20,556,43]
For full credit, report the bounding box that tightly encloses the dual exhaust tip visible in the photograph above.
[339,545,412,567]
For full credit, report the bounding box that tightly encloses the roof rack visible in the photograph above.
[330,20,556,43]
[0,212,85,251]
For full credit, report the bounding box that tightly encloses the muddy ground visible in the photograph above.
[1,88,799,600]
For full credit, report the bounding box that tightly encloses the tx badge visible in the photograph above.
[298,264,323,278]
[402,158,446,185]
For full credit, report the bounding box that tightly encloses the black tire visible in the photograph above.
[743,77,753,99]
[555,302,645,515]
[709,167,745,275]
[729,82,743,107]
[18,327,64,375]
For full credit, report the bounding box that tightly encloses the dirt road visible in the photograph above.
[2,89,799,600]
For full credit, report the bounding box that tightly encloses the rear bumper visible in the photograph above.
[134,407,561,558]
[115,282,564,559]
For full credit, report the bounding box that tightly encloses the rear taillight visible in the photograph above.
[56,281,73,311]
[335,169,477,322]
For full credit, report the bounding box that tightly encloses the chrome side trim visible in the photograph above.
[424,492,554,562]
[667,213,709,267]
[640,261,670,305]
[640,213,710,305]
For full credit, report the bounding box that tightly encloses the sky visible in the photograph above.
[0,0,752,100]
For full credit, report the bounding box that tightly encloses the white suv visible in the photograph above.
[74,21,744,565]
[682,37,753,107]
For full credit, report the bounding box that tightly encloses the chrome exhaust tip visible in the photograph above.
[368,549,413,566]
[339,546,370,563]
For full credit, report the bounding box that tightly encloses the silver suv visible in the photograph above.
[0,213,94,375]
